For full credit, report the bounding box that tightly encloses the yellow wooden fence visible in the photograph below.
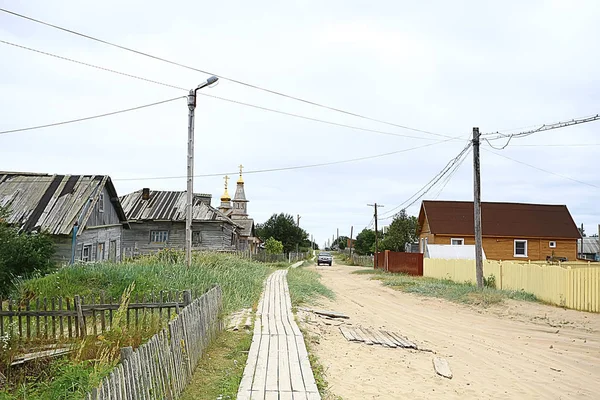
[424,259,600,312]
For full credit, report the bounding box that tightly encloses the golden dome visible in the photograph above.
[221,175,231,201]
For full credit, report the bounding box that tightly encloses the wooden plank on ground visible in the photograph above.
[238,333,262,394]
[292,391,308,400]
[295,336,319,393]
[339,326,356,341]
[251,334,270,392]
[356,328,373,345]
[433,357,453,379]
[265,335,279,391]
[349,328,364,342]
[306,392,321,400]
[388,331,417,349]
[286,335,305,393]
[251,390,266,400]
[380,330,403,347]
[278,330,292,392]
[279,391,293,400]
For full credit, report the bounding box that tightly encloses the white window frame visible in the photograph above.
[549,241,557,248]
[451,238,465,246]
[514,239,528,257]
[82,244,92,262]
[99,192,104,213]
[150,230,169,243]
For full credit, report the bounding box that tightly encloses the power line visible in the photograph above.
[0,38,452,141]
[379,143,472,220]
[0,96,185,135]
[482,148,600,189]
[432,147,472,199]
[1,137,457,186]
[0,7,453,140]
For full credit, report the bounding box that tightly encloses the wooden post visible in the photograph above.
[472,127,484,289]
[349,226,354,261]
[121,346,134,362]
[75,295,86,338]
[183,290,192,307]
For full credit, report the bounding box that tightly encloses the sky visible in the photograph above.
[1,0,599,246]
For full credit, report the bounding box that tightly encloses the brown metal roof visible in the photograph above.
[419,200,581,239]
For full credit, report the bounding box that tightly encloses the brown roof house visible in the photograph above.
[417,200,581,261]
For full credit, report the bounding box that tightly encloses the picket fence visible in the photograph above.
[424,259,600,312]
[84,285,223,400]
[0,290,198,342]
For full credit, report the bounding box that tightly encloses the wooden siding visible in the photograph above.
[122,221,237,257]
[52,225,122,264]
[86,187,121,228]
[427,234,577,261]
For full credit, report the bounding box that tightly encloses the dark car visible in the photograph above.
[317,252,333,266]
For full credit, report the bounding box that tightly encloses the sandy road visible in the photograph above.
[300,262,600,400]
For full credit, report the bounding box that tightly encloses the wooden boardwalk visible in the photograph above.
[237,270,321,400]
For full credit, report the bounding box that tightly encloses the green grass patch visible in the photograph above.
[356,270,537,307]
[180,330,252,400]
[16,252,273,314]
[287,267,334,307]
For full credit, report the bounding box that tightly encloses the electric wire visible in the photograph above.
[0,96,185,135]
[0,38,451,141]
[0,7,453,140]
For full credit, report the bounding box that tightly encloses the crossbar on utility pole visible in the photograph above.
[368,203,384,268]
[473,127,484,288]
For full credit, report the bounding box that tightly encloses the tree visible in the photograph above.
[264,237,284,254]
[379,209,419,252]
[332,236,349,250]
[0,207,55,296]
[256,213,309,253]
[354,229,376,255]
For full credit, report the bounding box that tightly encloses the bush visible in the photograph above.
[264,237,284,255]
[0,219,55,296]
[484,274,497,289]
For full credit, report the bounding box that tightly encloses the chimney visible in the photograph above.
[142,188,150,200]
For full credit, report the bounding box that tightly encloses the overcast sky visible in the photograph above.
[1,0,599,246]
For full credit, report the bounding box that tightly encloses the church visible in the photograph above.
[219,166,260,254]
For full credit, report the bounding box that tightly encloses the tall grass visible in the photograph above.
[15,252,273,314]
[286,268,334,307]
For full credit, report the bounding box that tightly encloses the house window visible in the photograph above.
[150,230,169,243]
[514,240,528,257]
[451,238,464,246]
[549,241,557,248]
[82,245,92,262]
[99,192,104,213]
[192,231,202,245]
[98,242,105,261]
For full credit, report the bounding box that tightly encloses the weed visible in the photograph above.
[286,268,334,307]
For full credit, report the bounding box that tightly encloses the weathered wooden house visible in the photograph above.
[417,200,581,261]
[120,189,242,256]
[0,172,128,263]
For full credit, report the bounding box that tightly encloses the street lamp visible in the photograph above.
[186,75,219,268]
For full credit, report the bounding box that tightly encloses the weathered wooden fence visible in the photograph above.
[350,254,374,267]
[0,290,206,342]
[424,259,600,312]
[85,285,223,399]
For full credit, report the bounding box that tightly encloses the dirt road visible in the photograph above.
[300,263,600,399]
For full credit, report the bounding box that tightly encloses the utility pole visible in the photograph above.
[185,76,218,269]
[349,225,354,259]
[367,203,384,267]
[473,127,484,289]
[297,214,301,226]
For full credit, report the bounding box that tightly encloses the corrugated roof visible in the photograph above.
[0,172,126,235]
[426,244,486,260]
[419,200,581,239]
[578,237,600,254]
[120,189,237,225]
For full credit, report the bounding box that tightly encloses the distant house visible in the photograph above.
[217,167,260,253]
[0,172,128,263]
[417,200,581,261]
[578,237,600,261]
[120,189,241,257]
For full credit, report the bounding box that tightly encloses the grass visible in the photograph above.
[16,252,273,315]
[180,330,252,400]
[286,267,334,307]
[354,269,537,307]
[1,252,273,399]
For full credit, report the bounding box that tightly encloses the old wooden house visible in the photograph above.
[120,189,242,256]
[417,200,581,261]
[0,172,128,263]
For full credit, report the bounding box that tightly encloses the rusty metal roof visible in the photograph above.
[0,172,127,235]
[419,200,581,239]
[120,189,238,225]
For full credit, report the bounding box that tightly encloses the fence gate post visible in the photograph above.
[183,290,193,307]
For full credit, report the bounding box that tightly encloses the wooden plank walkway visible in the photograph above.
[238,270,321,400]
